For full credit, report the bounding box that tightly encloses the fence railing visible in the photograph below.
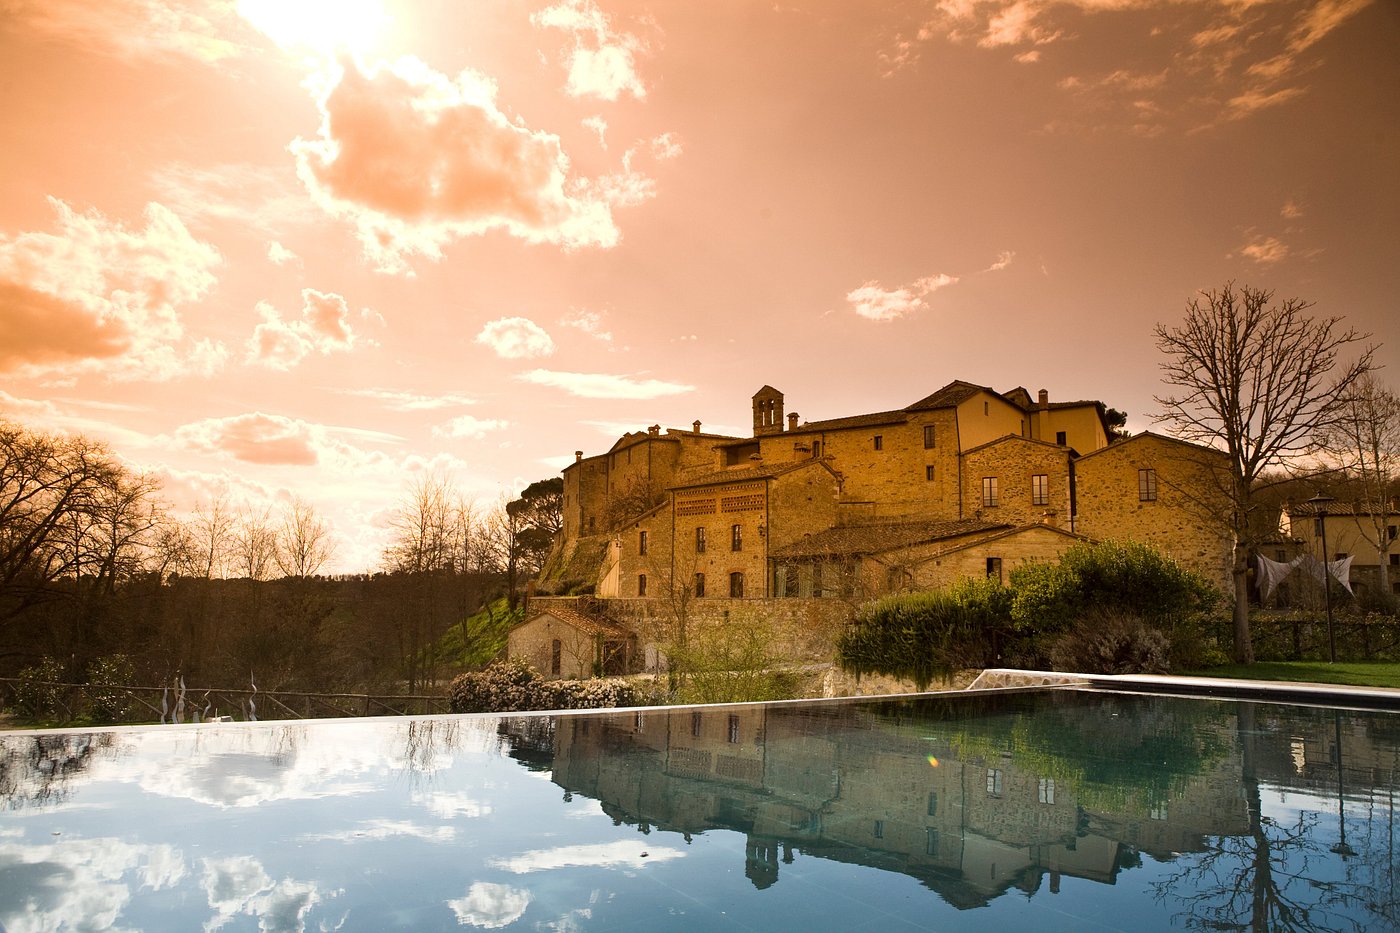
[0,677,451,726]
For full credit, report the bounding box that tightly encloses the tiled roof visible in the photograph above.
[672,459,824,490]
[526,605,631,638]
[791,410,909,433]
[904,380,992,412]
[770,519,1007,559]
[1283,502,1400,518]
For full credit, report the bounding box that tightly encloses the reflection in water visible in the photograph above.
[518,692,1400,928]
[0,691,1394,931]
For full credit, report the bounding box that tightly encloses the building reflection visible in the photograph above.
[511,692,1398,914]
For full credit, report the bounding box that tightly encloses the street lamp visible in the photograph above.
[1306,492,1338,663]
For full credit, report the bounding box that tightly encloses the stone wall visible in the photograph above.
[528,595,854,669]
[1073,434,1233,592]
[961,436,1071,528]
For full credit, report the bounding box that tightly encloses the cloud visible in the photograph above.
[489,840,684,874]
[173,412,390,468]
[433,415,510,440]
[201,856,319,933]
[0,837,186,933]
[291,56,623,273]
[304,819,456,844]
[532,0,649,101]
[449,882,531,929]
[1238,235,1290,264]
[582,115,609,148]
[475,317,556,359]
[846,273,958,322]
[268,241,298,265]
[148,162,319,235]
[338,389,478,411]
[3,0,248,64]
[517,370,693,399]
[983,250,1015,272]
[559,309,613,343]
[246,289,361,370]
[650,132,683,160]
[883,0,1376,132]
[0,198,224,380]
[1281,199,1304,219]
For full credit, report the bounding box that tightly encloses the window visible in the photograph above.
[727,714,741,744]
[1391,554,1399,567]
[551,639,561,676]
[638,530,647,555]
[873,435,883,450]
[923,425,936,448]
[873,820,884,839]
[1389,525,1398,541]
[637,573,647,596]
[927,792,938,817]
[695,526,706,553]
[634,712,645,732]
[986,768,1003,796]
[1335,552,1348,561]
[925,464,936,482]
[731,524,743,551]
[1038,778,1055,805]
[984,401,989,415]
[694,572,705,597]
[1031,474,1048,506]
[1055,431,1067,446]
[1150,800,1168,821]
[812,440,822,458]
[986,557,1003,583]
[1139,468,1158,501]
[690,711,702,737]
[981,476,999,508]
[730,571,745,598]
[925,828,940,857]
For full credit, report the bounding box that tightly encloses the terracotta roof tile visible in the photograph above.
[770,519,1007,559]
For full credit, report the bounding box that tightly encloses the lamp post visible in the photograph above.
[1306,492,1337,663]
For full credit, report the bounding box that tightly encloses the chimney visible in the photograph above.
[648,424,660,436]
[787,412,799,431]
[693,420,702,433]
[1038,389,1049,409]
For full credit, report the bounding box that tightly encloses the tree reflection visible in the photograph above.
[0,732,118,811]
[1155,705,1395,932]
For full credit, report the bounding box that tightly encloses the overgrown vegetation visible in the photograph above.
[664,610,800,704]
[838,540,1224,684]
[448,659,641,713]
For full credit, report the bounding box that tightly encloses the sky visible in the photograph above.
[1,0,1396,572]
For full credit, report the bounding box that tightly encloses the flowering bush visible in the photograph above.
[449,659,640,713]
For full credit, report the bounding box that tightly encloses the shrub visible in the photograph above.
[1046,608,1172,675]
[11,657,67,721]
[85,654,137,724]
[838,576,1014,687]
[449,659,640,713]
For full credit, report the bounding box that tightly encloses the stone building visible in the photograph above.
[1282,500,1400,598]
[542,380,1233,611]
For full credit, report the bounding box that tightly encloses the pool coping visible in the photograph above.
[970,668,1400,711]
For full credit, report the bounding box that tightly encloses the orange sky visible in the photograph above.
[1,0,1396,571]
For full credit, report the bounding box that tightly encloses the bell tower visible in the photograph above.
[752,385,785,436]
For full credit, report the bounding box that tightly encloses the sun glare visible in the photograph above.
[238,0,392,57]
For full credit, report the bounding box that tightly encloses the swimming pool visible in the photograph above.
[0,687,1395,930]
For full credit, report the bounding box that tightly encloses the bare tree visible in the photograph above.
[1154,282,1374,662]
[274,497,335,579]
[191,495,234,580]
[230,507,278,581]
[1319,374,1400,596]
[384,473,457,574]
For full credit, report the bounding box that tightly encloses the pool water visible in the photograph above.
[0,689,1395,931]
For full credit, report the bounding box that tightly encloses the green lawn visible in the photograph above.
[1183,661,1400,689]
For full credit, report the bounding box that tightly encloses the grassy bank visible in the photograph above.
[1184,662,1400,690]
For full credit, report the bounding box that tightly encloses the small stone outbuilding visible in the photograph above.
[507,605,637,679]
